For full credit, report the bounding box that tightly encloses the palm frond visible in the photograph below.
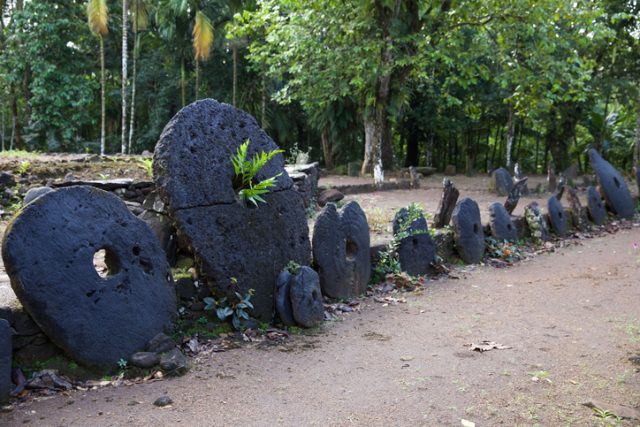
[87,0,109,36]
[193,10,214,61]
[131,0,149,32]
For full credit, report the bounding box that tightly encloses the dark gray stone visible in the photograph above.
[289,266,324,328]
[147,333,175,354]
[2,186,176,367]
[153,99,310,321]
[588,149,634,219]
[138,210,177,266]
[175,277,196,301]
[451,198,485,264]
[524,201,551,242]
[130,352,160,369]
[392,207,435,276]
[547,196,569,236]
[159,348,188,375]
[23,186,53,205]
[636,168,640,196]
[492,167,513,196]
[312,202,370,299]
[0,319,11,403]
[586,186,607,225]
[154,396,173,407]
[275,270,295,326]
[488,202,517,241]
[317,188,344,207]
[0,172,15,189]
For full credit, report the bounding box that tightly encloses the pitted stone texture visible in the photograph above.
[313,202,370,299]
[392,208,435,276]
[524,201,550,242]
[0,319,11,403]
[586,186,607,225]
[153,99,310,321]
[2,186,176,367]
[588,149,634,219]
[451,198,485,264]
[275,270,295,326]
[488,202,517,241]
[289,266,324,328]
[492,168,513,197]
[172,191,310,320]
[153,99,292,209]
[547,196,569,236]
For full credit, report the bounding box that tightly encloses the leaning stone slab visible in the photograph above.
[289,266,324,328]
[491,167,513,197]
[451,198,485,264]
[547,196,569,236]
[313,201,370,299]
[153,99,311,321]
[524,201,550,242]
[586,186,607,225]
[0,318,11,403]
[275,270,295,326]
[2,186,176,367]
[588,149,634,219]
[488,202,517,241]
[392,207,435,276]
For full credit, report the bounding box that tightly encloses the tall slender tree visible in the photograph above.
[128,0,148,153]
[87,0,109,156]
[121,0,129,154]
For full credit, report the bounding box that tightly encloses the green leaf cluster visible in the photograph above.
[230,139,283,207]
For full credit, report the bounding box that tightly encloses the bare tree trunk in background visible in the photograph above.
[261,60,266,128]
[128,32,139,154]
[232,45,237,106]
[634,100,640,168]
[1,101,5,151]
[195,60,200,100]
[320,126,334,170]
[100,36,106,155]
[121,0,129,154]
[180,59,186,107]
[505,104,515,169]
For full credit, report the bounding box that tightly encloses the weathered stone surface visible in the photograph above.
[491,167,513,197]
[147,333,175,354]
[636,168,640,196]
[130,352,160,369]
[0,319,11,403]
[153,99,311,321]
[289,266,324,328]
[275,270,295,326]
[547,196,569,236]
[2,186,176,367]
[138,210,177,266]
[488,202,517,241]
[312,202,370,299]
[23,186,53,205]
[393,207,435,276]
[524,201,550,242]
[317,188,344,207]
[586,186,607,225]
[588,149,634,219]
[451,198,485,264]
[159,348,188,375]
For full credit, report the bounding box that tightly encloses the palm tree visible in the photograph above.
[121,0,129,154]
[87,0,109,156]
[193,10,213,100]
[128,0,148,153]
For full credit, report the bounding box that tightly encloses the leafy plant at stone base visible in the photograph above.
[484,237,524,263]
[394,203,432,240]
[371,241,401,284]
[230,139,284,207]
[17,160,30,175]
[138,158,153,178]
[204,286,255,330]
[117,358,128,371]
[590,407,622,426]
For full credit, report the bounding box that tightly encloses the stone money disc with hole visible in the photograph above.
[1,186,176,367]
[153,99,310,320]
[586,186,607,225]
[451,198,485,264]
[488,202,517,241]
[588,149,634,219]
[547,196,568,236]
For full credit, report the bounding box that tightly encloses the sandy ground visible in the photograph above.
[2,226,639,426]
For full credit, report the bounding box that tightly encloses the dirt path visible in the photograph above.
[2,228,639,426]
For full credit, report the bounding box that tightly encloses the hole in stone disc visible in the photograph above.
[507,224,512,230]
[613,177,621,189]
[132,246,141,256]
[473,223,479,234]
[345,239,358,261]
[312,290,318,301]
[412,237,419,246]
[93,247,121,279]
[558,211,563,218]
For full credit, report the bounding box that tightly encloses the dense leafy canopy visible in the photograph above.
[0,0,638,175]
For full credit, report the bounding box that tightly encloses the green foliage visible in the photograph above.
[230,139,283,207]
[17,160,31,175]
[204,287,255,330]
[138,158,153,178]
[117,358,128,370]
[484,237,525,263]
[285,260,301,275]
[394,203,430,241]
[371,242,401,284]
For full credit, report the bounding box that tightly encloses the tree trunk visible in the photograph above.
[100,36,106,155]
[634,99,640,168]
[232,45,237,106]
[128,32,139,154]
[121,0,129,154]
[404,121,419,167]
[1,100,5,151]
[320,126,333,170]
[261,60,266,128]
[10,95,20,150]
[506,104,515,169]
[180,59,186,107]
[433,178,459,228]
[195,60,200,101]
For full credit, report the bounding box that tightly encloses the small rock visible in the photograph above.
[147,333,175,354]
[153,396,173,407]
[0,172,15,189]
[159,348,188,375]
[175,277,196,301]
[275,270,295,326]
[289,266,324,328]
[23,187,53,205]
[317,189,344,207]
[130,352,160,369]
[491,167,513,196]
